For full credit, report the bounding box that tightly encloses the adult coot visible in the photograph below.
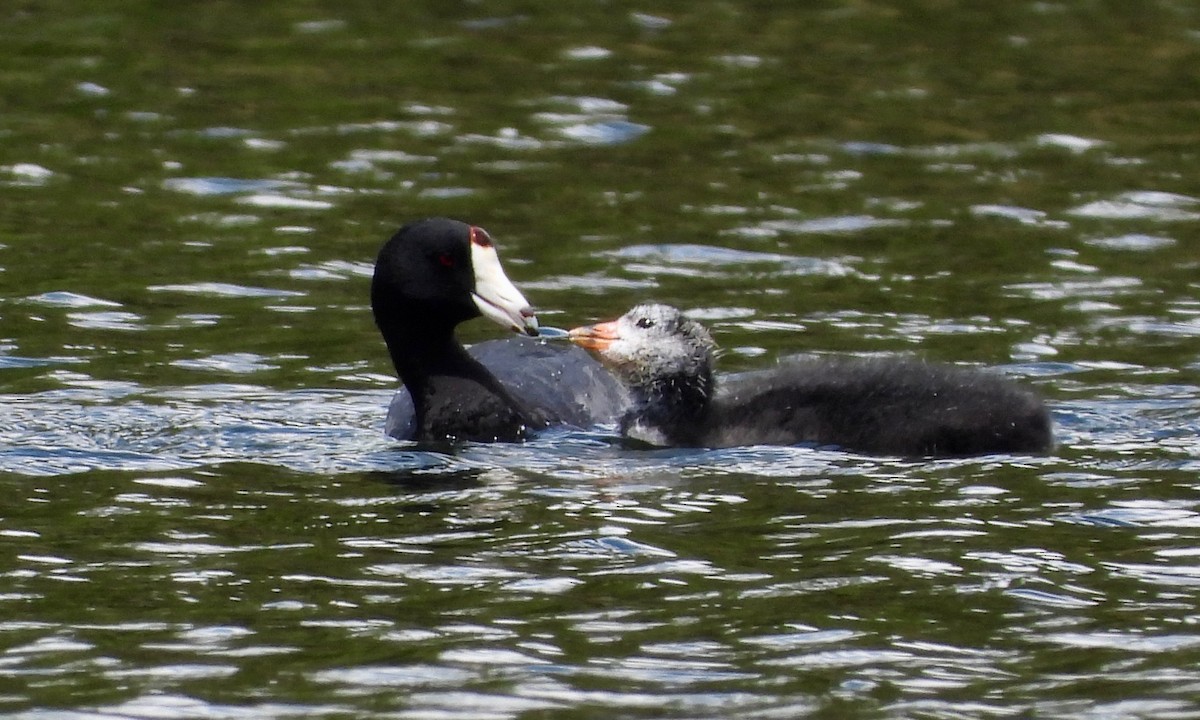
[372,218,627,442]
[569,303,1053,457]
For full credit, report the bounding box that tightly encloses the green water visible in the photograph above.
[2,1,1200,717]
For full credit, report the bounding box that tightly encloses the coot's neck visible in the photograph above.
[381,321,465,389]
[379,319,537,428]
[621,367,715,446]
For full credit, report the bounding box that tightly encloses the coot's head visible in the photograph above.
[371,217,538,337]
[568,303,715,388]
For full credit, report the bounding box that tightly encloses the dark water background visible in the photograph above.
[2,1,1200,717]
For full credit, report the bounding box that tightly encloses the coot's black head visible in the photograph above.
[371,217,539,338]
[568,303,715,390]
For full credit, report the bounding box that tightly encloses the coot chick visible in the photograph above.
[569,303,1053,457]
[372,218,627,442]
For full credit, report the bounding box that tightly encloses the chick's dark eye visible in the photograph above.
[437,253,456,268]
[636,317,655,329]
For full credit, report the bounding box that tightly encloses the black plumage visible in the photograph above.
[570,303,1053,457]
[371,218,626,442]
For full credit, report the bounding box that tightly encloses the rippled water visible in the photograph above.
[3,2,1200,717]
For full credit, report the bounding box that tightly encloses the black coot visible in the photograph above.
[569,303,1053,457]
[371,218,627,442]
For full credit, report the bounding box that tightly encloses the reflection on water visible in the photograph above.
[3,0,1200,717]
[3,421,1200,718]
[6,364,1195,479]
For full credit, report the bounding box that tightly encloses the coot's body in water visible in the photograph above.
[371,218,627,442]
[569,303,1053,457]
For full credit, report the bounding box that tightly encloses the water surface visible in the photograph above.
[2,2,1200,717]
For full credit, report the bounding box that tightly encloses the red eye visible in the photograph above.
[437,253,455,268]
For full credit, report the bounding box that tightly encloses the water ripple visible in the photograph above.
[147,282,305,298]
[1067,191,1200,221]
